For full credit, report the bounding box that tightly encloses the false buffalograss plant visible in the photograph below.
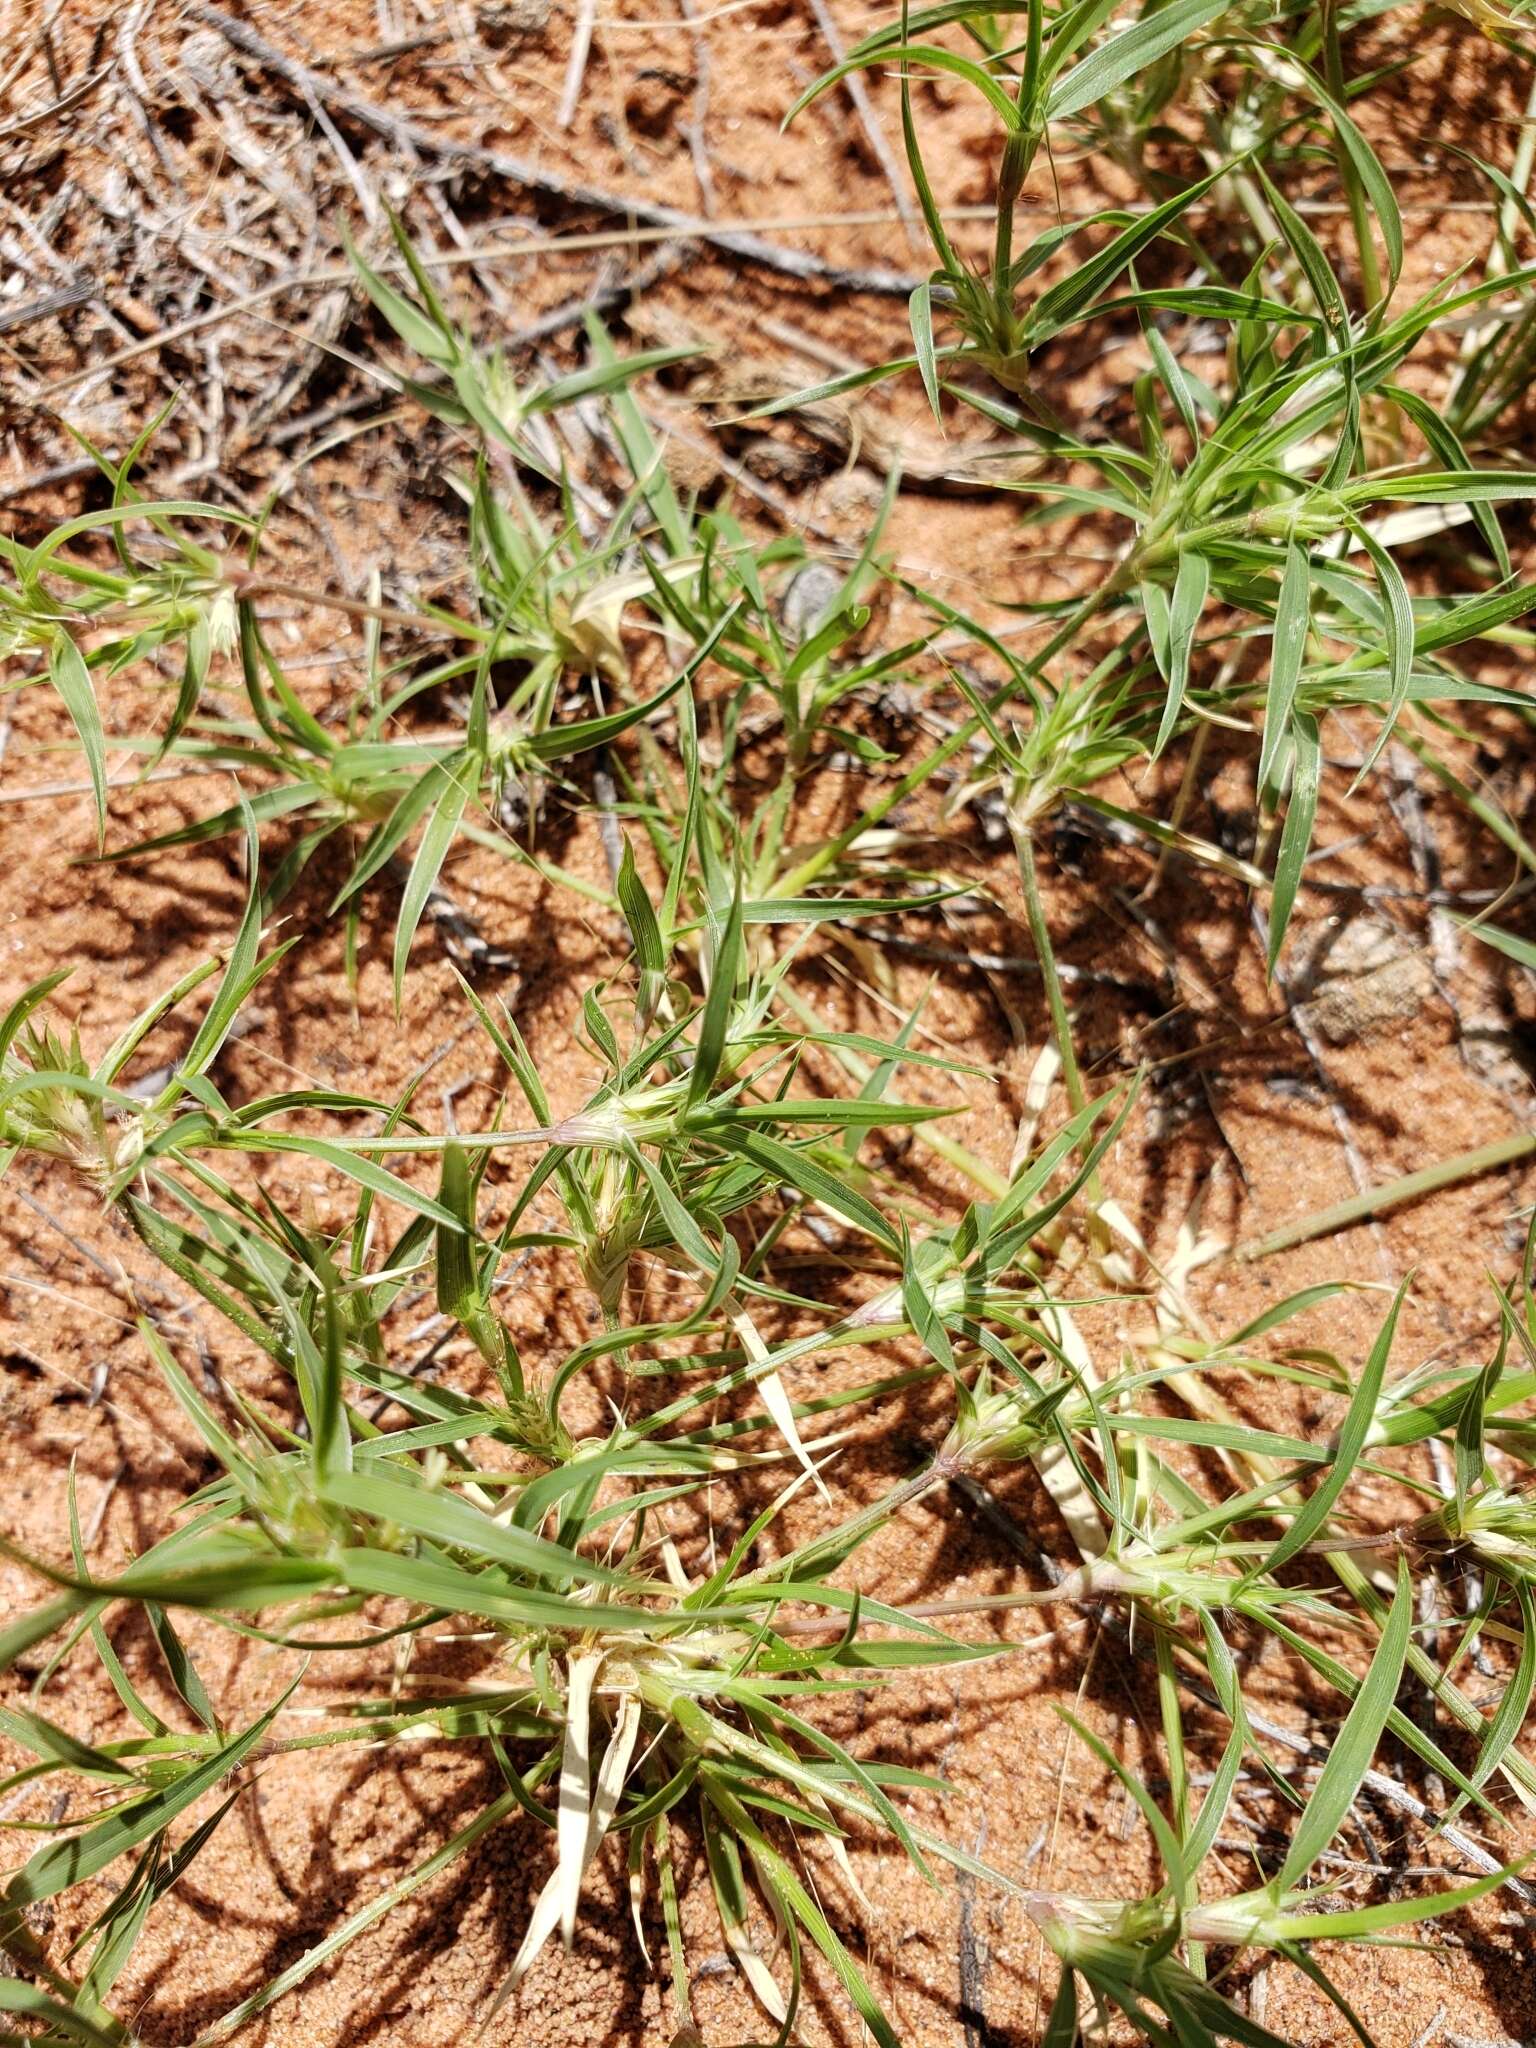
[777,17,1536,961]
[5,0,1536,2043]
[4,808,1536,2044]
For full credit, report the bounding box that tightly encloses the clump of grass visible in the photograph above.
[4,807,1535,2043]
[5,1,1536,2043]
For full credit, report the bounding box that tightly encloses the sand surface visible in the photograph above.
[3,1,1536,2041]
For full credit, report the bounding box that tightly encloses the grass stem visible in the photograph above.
[1238,1131,1536,1261]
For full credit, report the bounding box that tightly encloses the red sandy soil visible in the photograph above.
[3,2,1536,2043]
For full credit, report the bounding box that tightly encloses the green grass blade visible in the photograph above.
[49,635,107,846]
[3,1687,291,1912]
[1265,711,1320,973]
[1152,547,1208,758]
[909,281,942,423]
[164,807,265,1095]
[1276,1556,1413,1892]
[392,759,475,1015]
[1258,544,1310,794]
[1254,1278,1407,1579]
[1046,0,1229,118]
